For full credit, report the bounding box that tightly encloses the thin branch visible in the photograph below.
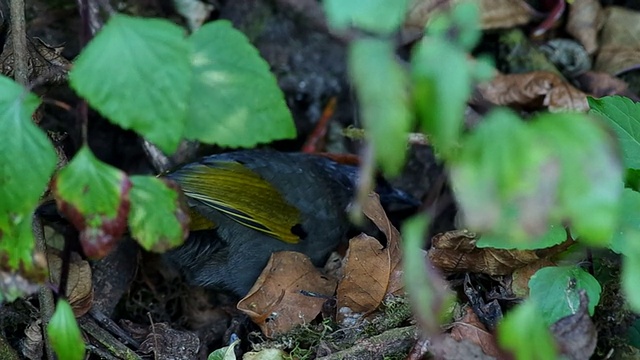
[9,0,28,85]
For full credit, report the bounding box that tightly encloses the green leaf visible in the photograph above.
[628,318,640,349]
[588,96,640,169]
[323,0,410,35]
[498,301,558,360]
[623,251,640,314]
[529,266,601,325]
[411,37,473,157]
[426,2,481,50]
[129,176,188,252]
[450,109,553,242]
[401,215,454,335]
[610,188,640,254]
[0,75,56,268]
[185,20,295,147]
[69,14,191,153]
[207,338,240,360]
[452,110,622,246]
[53,146,131,259]
[349,39,411,176]
[532,113,622,245]
[477,223,567,250]
[47,299,85,360]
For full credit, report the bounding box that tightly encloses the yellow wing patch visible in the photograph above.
[173,161,301,244]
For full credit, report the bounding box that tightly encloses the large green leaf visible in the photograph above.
[529,266,601,325]
[532,113,622,245]
[451,110,622,246]
[0,76,56,267]
[185,20,295,147]
[69,15,191,153]
[451,109,553,243]
[589,96,640,169]
[349,39,411,176]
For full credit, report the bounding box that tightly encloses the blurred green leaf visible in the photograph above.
[529,266,601,325]
[498,301,558,360]
[0,76,56,268]
[477,223,567,250]
[532,113,622,245]
[185,20,295,147]
[349,39,411,176]
[452,109,622,246]
[411,37,473,157]
[47,299,85,360]
[53,146,131,259]
[426,2,481,50]
[401,215,454,335]
[69,15,191,153]
[623,251,640,314]
[451,109,552,242]
[323,0,410,35]
[610,189,640,254]
[588,96,640,170]
[129,176,188,252]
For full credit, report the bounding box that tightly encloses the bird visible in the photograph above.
[37,149,417,297]
[162,149,417,297]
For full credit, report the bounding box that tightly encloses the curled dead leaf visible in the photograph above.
[428,230,573,276]
[566,0,602,55]
[336,193,410,325]
[550,290,597,360]
[574,71,639,100]
[472,71,589,112]
[594,6,640,75]
[450,307,500,358]
[480,0,537,30]
[237,251,336,338]
[336,234,389,325]
[47,251,93,317]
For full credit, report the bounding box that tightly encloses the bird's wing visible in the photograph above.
[168,160,302,244]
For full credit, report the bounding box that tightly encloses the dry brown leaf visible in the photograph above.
[435,336,498,360]
[594,7,640,74]
[237,251,337,338]
[450,307,500,358]
[47,251,93,317]
[137,323,200,359]
[428,230,573,276]
[405,0,535,32]
[566,0,602,54]
[574,71,638,99]
[480,0,536,30]
[509,259,555,298]
[551,290,597,360]
[336,234,389,324]
[595,45,640,76]
[335,193,410,325]
[22,320,43,360]
[473,71,589,112]
[361,192,404,295]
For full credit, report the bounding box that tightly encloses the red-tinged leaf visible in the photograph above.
[129,176,189,252]
[53,146,131,259]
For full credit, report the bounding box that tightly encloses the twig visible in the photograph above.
[9,0,28,85]
[34,215,56,360]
